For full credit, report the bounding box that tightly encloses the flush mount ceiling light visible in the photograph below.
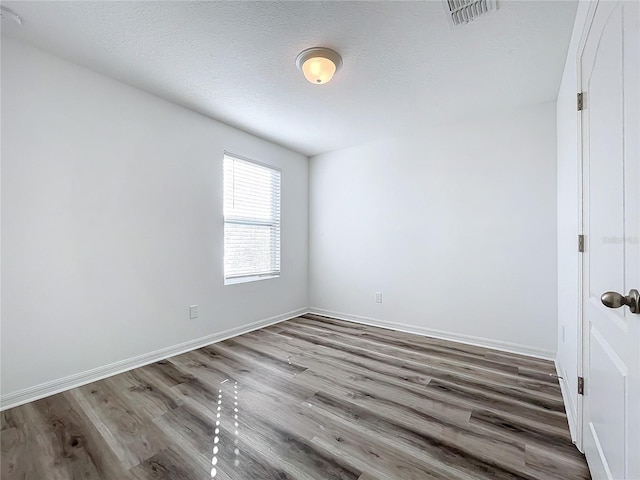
[296,47,343,85]
[0,6,23,26]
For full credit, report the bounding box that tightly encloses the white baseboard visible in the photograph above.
[0,307,308,411]
[555,359,580,448]
[1,307,558,410]
[308,308,556,360]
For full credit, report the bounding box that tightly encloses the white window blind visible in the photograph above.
[223,153,281,283]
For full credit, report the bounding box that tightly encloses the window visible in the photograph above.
[223,153,281,284]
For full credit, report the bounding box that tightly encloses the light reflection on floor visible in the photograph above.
[234,382,240,467]
[211,380,240,478]
[211,386,222,478]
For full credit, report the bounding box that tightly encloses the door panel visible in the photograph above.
[589,328,627,480]
[586,3,625,322]
[580,1,639,479]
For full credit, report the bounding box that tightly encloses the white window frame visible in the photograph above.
[223,152,281,285]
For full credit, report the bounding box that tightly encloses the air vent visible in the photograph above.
[443,0,496,27]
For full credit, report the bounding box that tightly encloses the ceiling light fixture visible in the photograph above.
[0,6,23,26]
[296,47,342,85]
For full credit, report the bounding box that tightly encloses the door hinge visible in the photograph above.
[578,234,585,252]
[577,92,584,111]
[578,376,584,395]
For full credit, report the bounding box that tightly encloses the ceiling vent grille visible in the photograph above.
[443,0,496,27]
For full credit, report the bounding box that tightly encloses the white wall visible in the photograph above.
[556,1,592,445]
[0,38,308,401]
[310,103,558,357]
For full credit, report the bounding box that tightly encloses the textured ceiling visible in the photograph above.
[1,1,577,156]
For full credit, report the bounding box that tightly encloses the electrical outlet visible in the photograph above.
[375,292,383,303]
[189,305,198,319]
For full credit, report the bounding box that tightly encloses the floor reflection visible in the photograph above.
[234,382,240,467]
[211,380,241,478]
[211,386,222,478]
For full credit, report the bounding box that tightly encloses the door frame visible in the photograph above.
[575,0,600,455]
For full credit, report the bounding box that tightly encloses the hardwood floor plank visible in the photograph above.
[103,369,183,422]
[25,394,129,479]
[295,317,527,378]
[307,390,535,480]
[1,408,42,479]
[301,315,555,373]
[278,323,565,409]
[128,445,208,480]
[68,382,169,470]
[176,386,333,480]
[187,345,318,402]
[282,320,543,386]
[523,443,590,479]
[309,421,453,480]
[142,359,197,387]
[286,343,566,431]
[300,371,531,476]
[0,314,589,479]
[468,408,579,458]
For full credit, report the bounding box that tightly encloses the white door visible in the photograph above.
[580,1,640,479]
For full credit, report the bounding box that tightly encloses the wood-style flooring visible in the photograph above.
[1,314,590,479]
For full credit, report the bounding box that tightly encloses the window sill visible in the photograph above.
[224,274,280,286]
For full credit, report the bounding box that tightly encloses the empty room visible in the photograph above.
[1,1,638,479]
